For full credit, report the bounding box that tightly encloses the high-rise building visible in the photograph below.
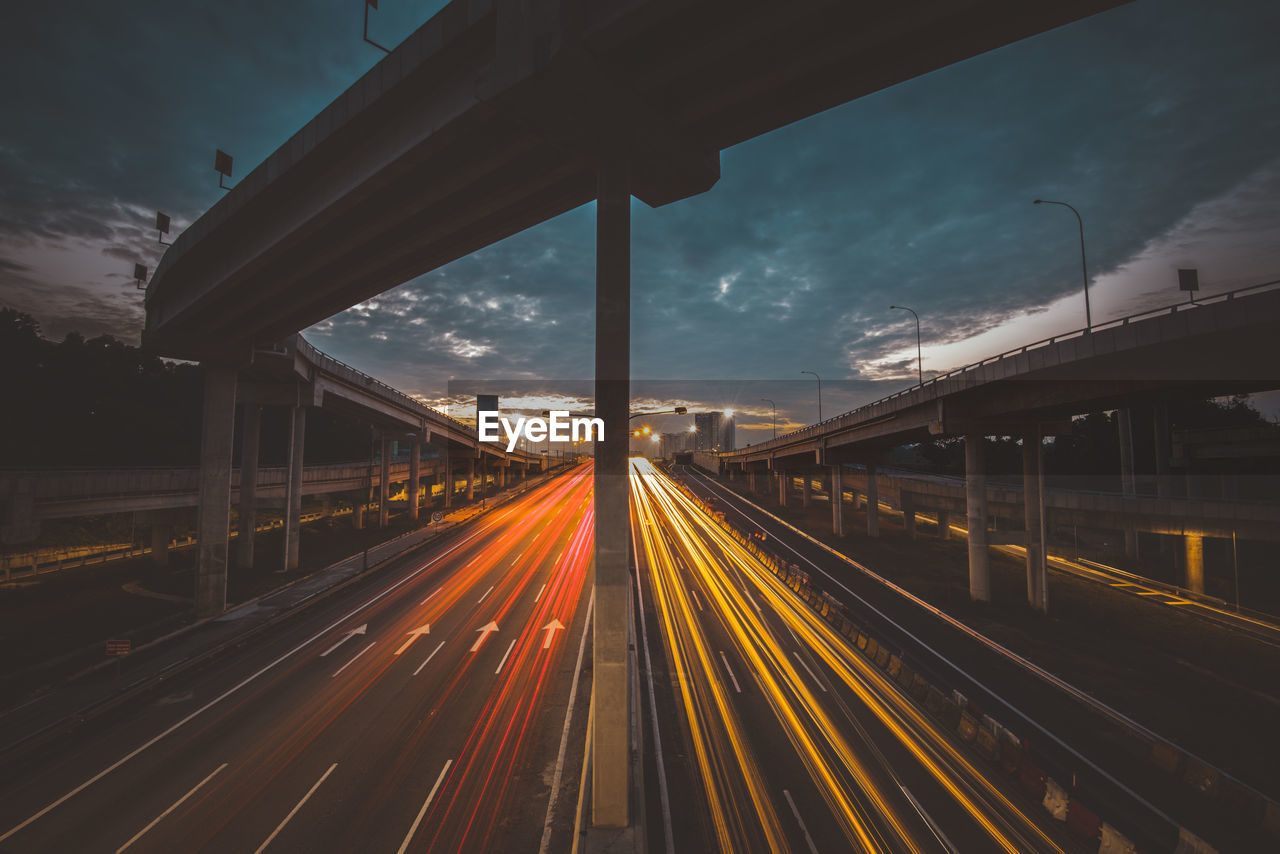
[693,412,734,451]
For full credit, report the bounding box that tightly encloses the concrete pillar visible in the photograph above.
[778,469,788,507]
[728,466,735,481]
[282,405,306,571]
[236,403,261,569]
[748,470,757,493]
[965,433,991,603]
[195,366,237,618]
[444,454,454,508]
[592,157,630,828]
[1118,408,1139,560]
[467,457,476,501]
[378,436,390,528]
[1153,403,1172,555]
[408,438,421,522]
[353,501,366,530]
[866,462,879,538]
[903,497,916,538]
[801,475,811,508]
[1023,431,1048,612]
[151,521,172,569]
[937,510,951,540]
[498,465,506,488]
[1185,534,1205,594]
[830,465,844,537]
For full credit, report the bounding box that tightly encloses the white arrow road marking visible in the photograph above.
[320,624,367,657]
[116,763,228,853]
[395,624,431,656]
[471,621,499,652]
[541,619,565,650]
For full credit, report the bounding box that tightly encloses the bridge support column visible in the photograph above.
[778,469,788,507]
[936,510,951,540]
[903,495,916,539]
[444,455,454,508]
[353,498,366,530]
[801,474,811,508]
[467,457,476,501]
[236,403,261,569]
[378,436,390,528]
[1024,431,1048,612]
[1153,403,1172,556]
[282,405,306,572]
[830,466,844,537]
[195,366,237,618]
[866,462,879,538]
[592,157,631,829]
[1118,408,1139,560]
[965,433,991,603]
[408,438,421,522]
[498,465,506,489]
[1185,534,1205,594]
[748,470,757,493]
[151,520,172,569]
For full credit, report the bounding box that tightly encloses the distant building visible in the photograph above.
[693,412,734,451]
[659,431,695,459]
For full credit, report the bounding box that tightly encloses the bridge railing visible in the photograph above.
[728,277,1280,456]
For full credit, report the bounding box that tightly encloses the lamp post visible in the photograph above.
[800,370,823,422]
[1033,198,1092,331]
[760,398,776,439]
[889,305,923,385]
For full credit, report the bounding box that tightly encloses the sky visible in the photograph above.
[2,0,1278,440]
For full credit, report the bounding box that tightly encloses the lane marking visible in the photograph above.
[690,588,703,611]
[782,788,819,854]
[541,619,566,649]
[253,763,337,854]
[394,624,431,656]
[535,583,547,603]
[414,641,446,676]
[792,651,828,693]
[478,584,495,604]
[396,759,452,854]
[719,651,742,693]
[420,589,440,606]
[331,642,375,678]
[900,784,959,854]
[0,511,499,844]
[319,623,367,657]
[471,621,499,652]
[116,763,227,853]
[540,589,595,854]
[495,638,519,675]
[630,546,676,854]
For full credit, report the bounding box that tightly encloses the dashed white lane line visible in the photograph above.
[331,642,375,678]
[719,651,742,693]
[413,641,447,676]
[535,583,547,603]
[782,788,820,854]
[792,651,828,693]
[253,763,337,854]
[690,588,704,611]
[396,759,453,854]
[478,584,495,604]
[420,589,440,606]
[495,638,519,675]
[116,763,228,853]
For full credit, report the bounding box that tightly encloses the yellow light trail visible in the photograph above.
[633,458,1067,854]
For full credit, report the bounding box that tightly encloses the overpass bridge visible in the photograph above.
[717,283,1280,609]
[139,0,1130,825]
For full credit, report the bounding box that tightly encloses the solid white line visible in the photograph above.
[719,651,742,693]
[900,784,959,854]
[631,531,676,854]
[535,583,547,603]
[396,759,452,854]
[690,588,703,611]
[792,651,828,693]
[782,788,820,854]
[478,584,495,604]
[253,763,337,854]
[413,641,446,676]
[331,642,375,678]
[116,763,227,853]
[1,505,498,845]
[495,638,518,675]
[539,588,595,854]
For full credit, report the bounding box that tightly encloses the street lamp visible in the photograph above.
[1033,199,1092,331]
[800,370,823,422]
[889,305,923,385]
[760,398,776,439]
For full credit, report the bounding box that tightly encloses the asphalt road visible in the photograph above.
[0,464,596,854]
[631,458,1078,853]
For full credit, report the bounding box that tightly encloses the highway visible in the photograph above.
[631,457,1075,853]
[0,464,595,853]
